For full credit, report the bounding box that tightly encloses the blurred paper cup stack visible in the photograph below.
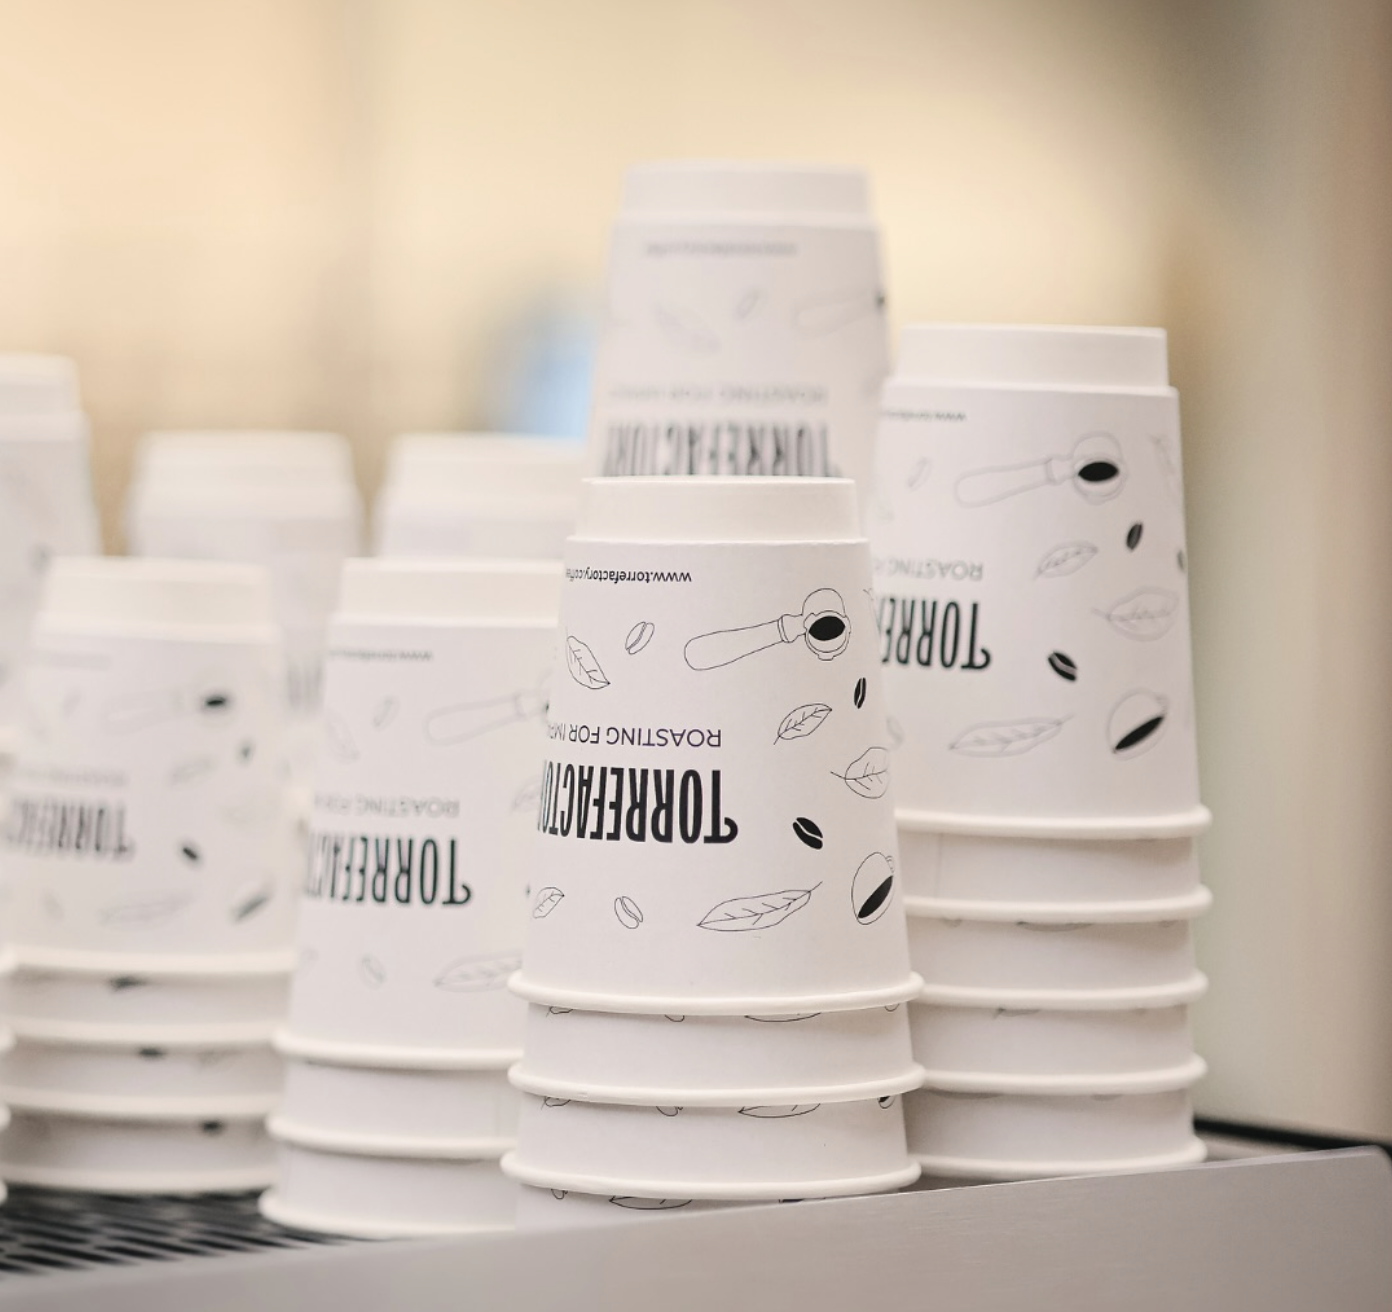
[374,433,582,559]
[586,163,888,496]
[505,477,923,1224]
[0,559,294,1193]
[124,431,364,793]
[261,559,560,1239]
[868,324,1210,1181]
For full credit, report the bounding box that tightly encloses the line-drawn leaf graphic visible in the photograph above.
[359,955,386,988]
[697,885,818,933]
[1035,541,1098,579]
[655,1106,682,1117]
[229,883,272,923]
[511,776,543,813]
[371,697,399,729]
[532,886,566,919]
[434,952,520,992]
[169,757,214,786]
[610,1197,692,1211]
[738,1104,821,1118]
[832,746,890,799]
[1096,588,1180,641]
[905,457,932,490]
[655,302,720,353]
[733,288,761,320]
[950,718,1065,758]
[99,894,192,927]
[792,288,880,336]
[775,702,831,743]
[323,710,359,761]
[745,1013,822,1023]
[624,621,655,655]
[565,636,610,690]
[1152,434,1183,504]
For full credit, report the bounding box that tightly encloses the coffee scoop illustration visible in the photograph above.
[424,680,549,745]
[954,432,1128,508]
[684,588,850,671]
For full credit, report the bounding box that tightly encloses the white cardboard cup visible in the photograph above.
[588,162,887,495]
[503,1093,918,1200]
[510,1003,921,1105]
[514,478,919,1014]
[130,430,355,486]
[871,324,1205,834]
[902,1085,1203,1180]
[7,560,297,964]
[907,912,1198,996]
[898,830,1204,911]
[261,1141,516,1238]
[285,560,560,1058]
[0,1109,275,1193]
[270,1059,516,1154]
[515,1185,743,1229]
[908,1000,1202,1092]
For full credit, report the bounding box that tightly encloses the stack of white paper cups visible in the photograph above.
[0,559,295,1193]
[373,433,582,559]
[868,325,1210,1181]
[505,478,923,1223]
[124,431,364,793]
[262,559,560,1238]
[585,163,889,497]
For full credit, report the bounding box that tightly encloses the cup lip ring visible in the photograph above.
[911,1139,1206,1181]
[506,1064,927,1108]
[918,973,1209,1011]
[13,946,297,977]
[9,1017,279,1046]
[0,1087,281,1120]
[259,1189,512,1240]
[506,972,925,1015]
[267,1115,513,1162]
[499,1153,922,1201]
[902,887,1212,925]
[917,1056,1207,1097]
[272,1029,521,1071]
[895,806,1212,839]
[0,1162,276,1194]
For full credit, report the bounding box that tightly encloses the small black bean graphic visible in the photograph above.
[877,1096,896,1109]
[200,692,234,714]
[137,1048,166,1060]
[1047,652,1078,682]
[1078,460,1120,484]
[1126,523,1144,550]
[200,1121,226,1135]
[853,677,867,709]
[856,877,894,923]
[808,615,846,642]
[1177,548,1186,572]
[108,976,148,991]
[614,896,644,929]
[237,741,255,762]
[1115,714,1166,753]
[792,817,823,850]
[179,843,201,865]
[851,852,895,925]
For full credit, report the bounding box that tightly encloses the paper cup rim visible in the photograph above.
[14,945,296,977]
[39,557,279,630]
[500,1153,921,1201]
[258,1189,513,1240]
[0,1087,281,1120]
[10,1017,279,1046]
[918,1056,1207,1097]
[918,973,1209,1011]
[336,557,562,623]
[912,1139,1206,1182]
[507,972,924,1015]
[267,1115,513,1162]
[902,887,1212,925]
[894,806,1212,839]
[272,1029,520,1071]
[0,1162,276,1194]
[620,160,871,220]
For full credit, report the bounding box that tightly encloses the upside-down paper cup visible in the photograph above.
[261,1141,516,1238]
[503,1093,917,1200]
[283,559,560,1061]
[510,1004,921,1105]
[903,1086,1203,1180]
[870,324,1207,836]
[512,478,917,1014]
[588,162,888,494]
[6,559,296,967]
[374,433,581,559]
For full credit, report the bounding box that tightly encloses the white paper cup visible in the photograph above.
[511,1003,921,1105]
[270,1057,516,1154]
[374,433,582,559]
[908,1000,1202,1092]
[285,559,560,1061]
[587,162,888,496]
[261,1141,516,1238]
[514,478,918,1014]
[503,1093,918,1200]
[903,1086,1203,1180]
[515,1185,744,1229]
[871,325,1205,835]
[7,558,297,965]
[0,1109,275,1193]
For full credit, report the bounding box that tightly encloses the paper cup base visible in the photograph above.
[912,1141,1207,1182]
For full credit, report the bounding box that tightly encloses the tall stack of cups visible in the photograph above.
[373,434,582,559]
[505,478,923,1222]
[0,560,295,1192]
[124,431,364,794]
[868,325,1210,1181]
[584,162,888,497]
[262,560,560,1238]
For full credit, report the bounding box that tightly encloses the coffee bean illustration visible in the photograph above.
[237,741,255,763]
[108,976,147,991]
[1047,652,1078,682]
[792,817,823,850]
[199,692,234,715]
[1126,523,1144,550]
[853,677,867,709]
[137,1048,166,1060]
[1108,690,1169,756]
[851,852,895,925]
[1177,548,1186,573]
[625,621,655,655]
[614,895,644,929]
[877,1096,896,1109]
[808,614,846,643]
[656,1106,682,1117]
[200,1121,226,1135]
[179,842,201,865]
[1078,459,1120,484]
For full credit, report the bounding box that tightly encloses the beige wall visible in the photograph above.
[1,0,1390,1134]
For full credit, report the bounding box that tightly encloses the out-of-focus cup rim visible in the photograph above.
[918,1056,1207,1098]
[14,945,296,978]
[902,887,1212,926]
[895,806,1212,840]
[918,972,1209,1012]
[10,1017,279,1046]
[0,1162,276,1194]
[272,1028,520,1071]
[259,1187,513,1240]
[0,1086,280,1121]
[267,1113,512,1162]
[335,557,562,624]
[912,1139,1206,1183]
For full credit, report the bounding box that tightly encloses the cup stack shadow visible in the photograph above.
[0,559,296,1193]
[260,560,561,1238]
[505,477,923,1224]
[868,324,1210,1180]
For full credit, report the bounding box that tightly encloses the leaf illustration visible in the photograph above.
[655,1106,682,1117]
[565,636,610,690]
[745,1013,821,1023]
[1035,541,1098,579]
[775,702,832,743]
[532,886,565,919]
[229,883,272,922]
[99,894,192,927]
[511,776,543,813]
[372,697,399,729]
[792,288,880,336]
[832,746,890,799]
[733,288,761,320]
[323,710,359,761]
[359,955,386,988]
[950,718,1065,758]
[609,1197,692,1211]
[1047,652,1078,682]
[655,302,720,353]
[905,457,932,490]
[1096,588,1180,641]
[886,716,904,748]
[434,952,521,992]
[624,621,655,655]
[698,885,818,933]
[542,1097,570,1108]
[169,757,214,786]
[738,1104,820,1118]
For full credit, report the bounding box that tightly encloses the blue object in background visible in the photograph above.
[487,297,596,442]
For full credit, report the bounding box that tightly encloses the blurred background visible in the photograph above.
[1,0,1390,1138]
